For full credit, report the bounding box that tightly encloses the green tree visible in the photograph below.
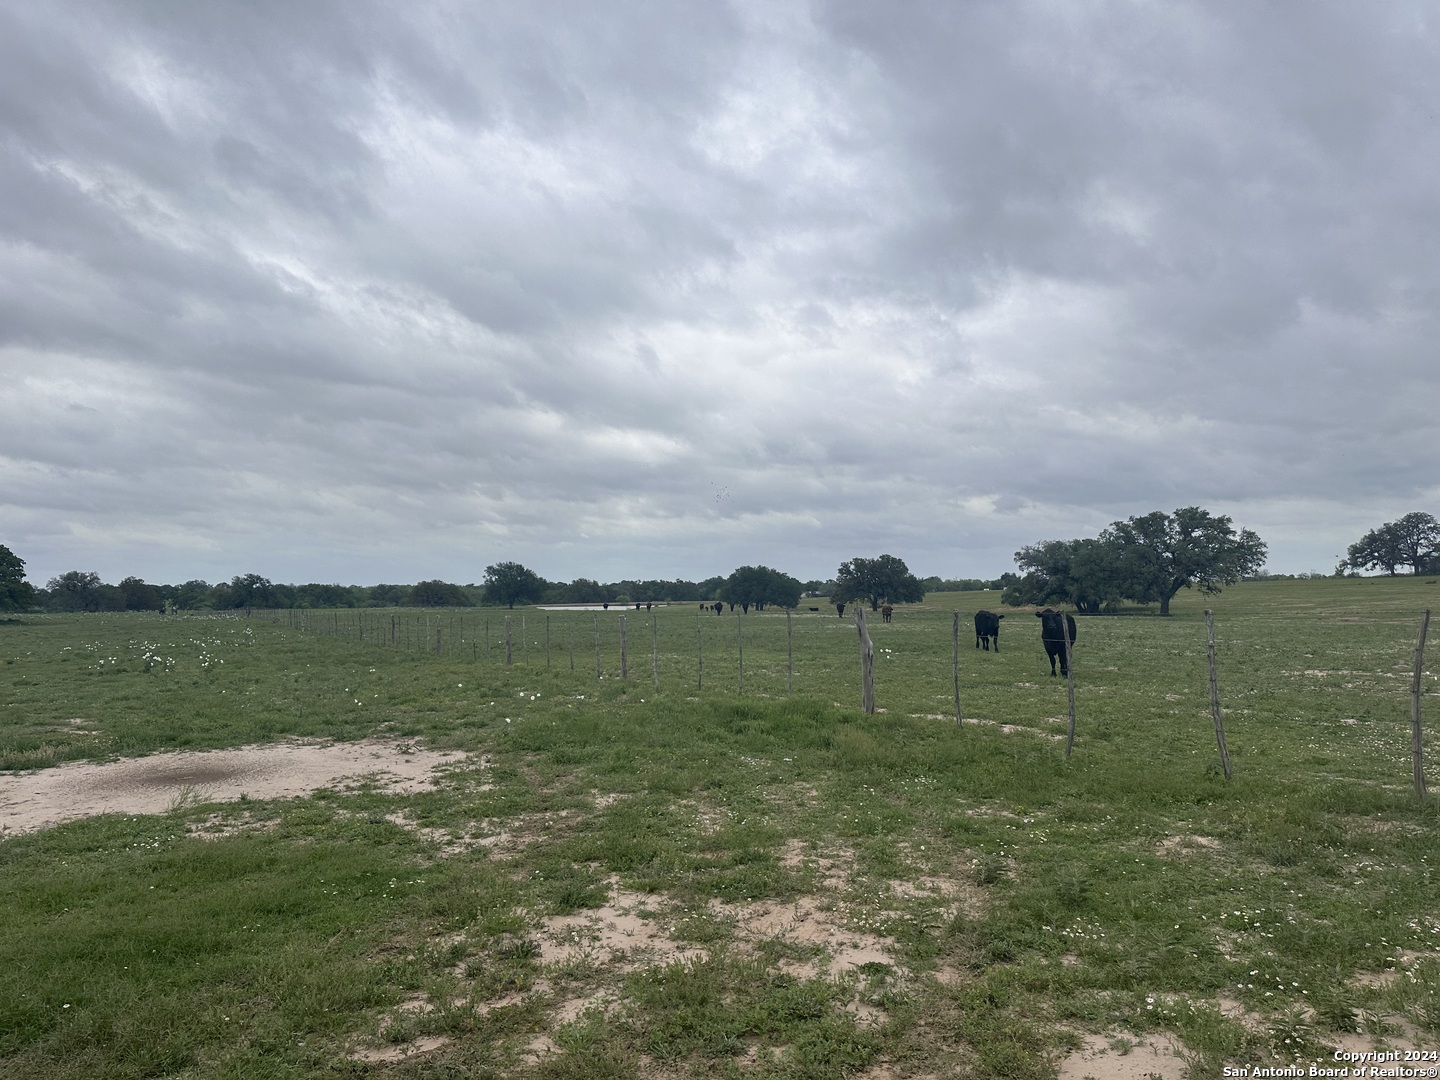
[1346,513,1440,575]
[412,579,468,606]
[119,576,163,612]
[0,545,36,611]
[45,570,104,612]
[834,554,925,611]
[225,574,275,611]
[482,561,546,608]
[1002,538,1125,614]
[1102,507,1267,615]
[720,565,802,612]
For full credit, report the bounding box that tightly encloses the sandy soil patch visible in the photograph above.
[780,838,852,889]
[1156,834,1221,857]
[539,885,709,970]
[1055,1032,1189,1080]
[0,739,462,835]
[717,894,897,978]
[350,1035,451,1063]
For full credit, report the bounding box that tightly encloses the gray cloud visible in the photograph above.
[3,0,1438,587]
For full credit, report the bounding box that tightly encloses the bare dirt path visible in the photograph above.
[0,739,462,835]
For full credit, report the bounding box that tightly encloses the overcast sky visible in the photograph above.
[3,1,1438,588]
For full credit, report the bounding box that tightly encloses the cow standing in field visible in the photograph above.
[881,604,893,623]
[1036,609,1077,676]
[713,602,723,616]
[974,610,1003,651]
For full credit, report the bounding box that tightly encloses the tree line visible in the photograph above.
[0,545,999,615]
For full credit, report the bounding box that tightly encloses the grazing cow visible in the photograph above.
[881,604,893,623]
[1036,608,1077,676]
[974,610,1004,651]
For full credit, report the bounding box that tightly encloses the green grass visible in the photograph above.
[3,578,1440,1077]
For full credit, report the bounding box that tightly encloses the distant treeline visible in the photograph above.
[29,569,1008,614]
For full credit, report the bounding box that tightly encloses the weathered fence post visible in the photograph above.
[504,615,513,666]
[855,607,875,714]
[620,615,628,679]
[953,611,963,726]
[1063,621,1077,756]
[697,615,703,690]
[1412,609,1430,799]
[787,609,794,695]
[1205,610,1233,780]
[651,613,659,691]
[736,611,744,693]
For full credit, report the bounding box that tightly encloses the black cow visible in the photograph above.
[974,610,1004,651]
[1036,608,1077,676]
[713,602,723,616]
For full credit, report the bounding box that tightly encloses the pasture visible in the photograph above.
[3,577,1440,1079]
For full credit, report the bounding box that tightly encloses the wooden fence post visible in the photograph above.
[736,611,744,693]
[1412,609,1430,799]
[651,613,659,691]
[697,614,703,690]
[953,611,962,726]
[620,615,628,679]
[1062,617,1077,758]
[1205,610,1233,780]
[504,615,513,666]
[855,607,875,714]
[787,609,794,695]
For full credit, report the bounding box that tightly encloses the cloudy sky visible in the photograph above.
[3,1,1438,589]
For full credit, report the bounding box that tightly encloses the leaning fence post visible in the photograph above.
[953,611,963,726]
[1412,609,1430,799]
[504,615,513,666]
[1205,610,1233,780]
[1063,617,1078,759]
[619,615,628,679]
[855,607,875,714]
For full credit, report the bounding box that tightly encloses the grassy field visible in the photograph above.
[3,577,1440,1078]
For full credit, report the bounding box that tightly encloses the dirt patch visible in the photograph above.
[1156,834,1221,857]
[717,894,897,979]
[0,739,462,835]
[539,885,708,971]
[1055,1032,1189,1079]
[350,1035,451,1063]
